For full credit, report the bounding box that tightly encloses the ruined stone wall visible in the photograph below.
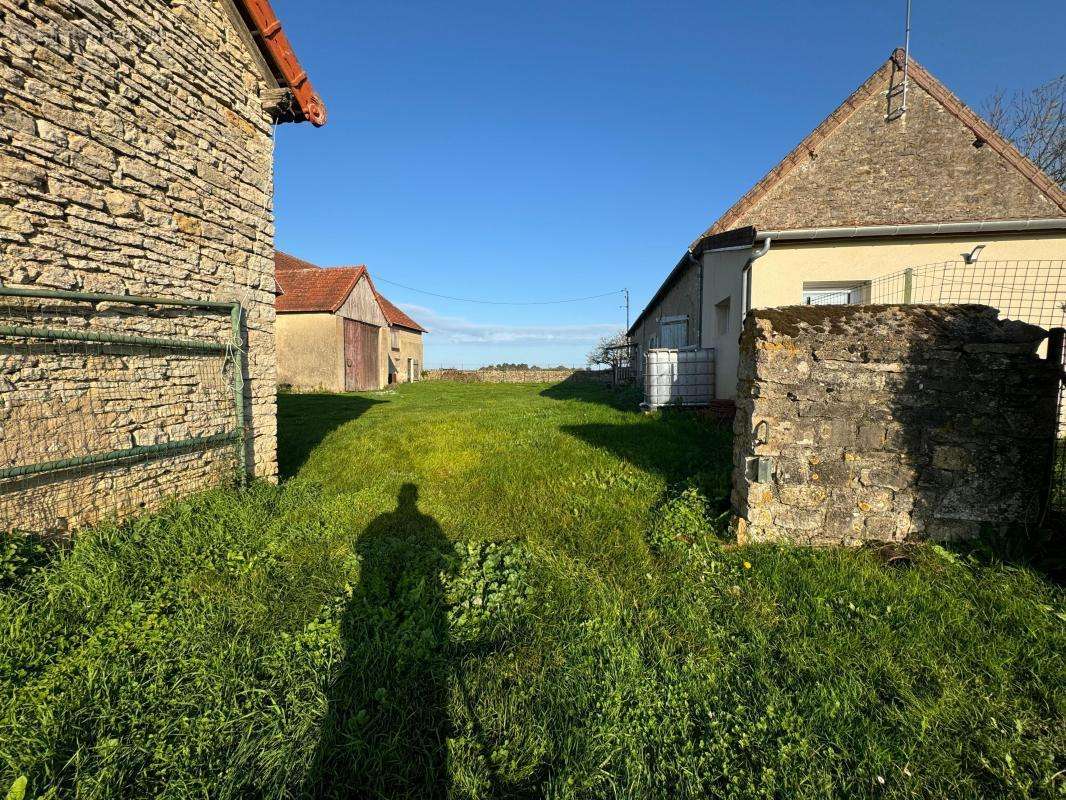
[0,0,279,533]
[732,305,1059,545]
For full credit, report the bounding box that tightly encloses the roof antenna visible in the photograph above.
[900,0,912,118]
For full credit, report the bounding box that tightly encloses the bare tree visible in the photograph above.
[982,74,1065,187]
[587,331,629,368]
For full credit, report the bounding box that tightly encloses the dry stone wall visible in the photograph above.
[732,305,1059,545]
[423,368,608,384]
[0,0,280,534]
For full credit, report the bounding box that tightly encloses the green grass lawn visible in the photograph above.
[1,381,1064,799]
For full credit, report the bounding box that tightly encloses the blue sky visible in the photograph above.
[271,0,1065,368]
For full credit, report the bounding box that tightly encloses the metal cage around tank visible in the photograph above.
[642,346,715,409]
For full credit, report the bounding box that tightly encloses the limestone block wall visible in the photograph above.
[0,0,279,533]
[732,305,1059,545]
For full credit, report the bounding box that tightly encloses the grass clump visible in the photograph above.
[2,381,1064,798]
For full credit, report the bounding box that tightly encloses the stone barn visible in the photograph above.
[275,252,426,392]
[0,0,325,534]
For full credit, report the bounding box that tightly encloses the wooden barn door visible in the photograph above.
[343,319,380,391]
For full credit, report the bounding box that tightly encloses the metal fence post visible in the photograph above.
[230,302,248,485]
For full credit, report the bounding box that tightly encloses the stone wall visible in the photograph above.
[630,258,701,358]
[0,0,280,533]
[732,305,1059,545]
[423,368,609,384]
[716,57,1064,234]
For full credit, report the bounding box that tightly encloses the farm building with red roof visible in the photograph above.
[274,253,426,391]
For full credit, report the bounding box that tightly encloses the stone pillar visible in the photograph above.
[732,304,1059,545]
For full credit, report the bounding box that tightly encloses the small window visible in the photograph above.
[802,281,869,305]
[390,329,399,349]
[659,317,687,349]
[715,297,731,336]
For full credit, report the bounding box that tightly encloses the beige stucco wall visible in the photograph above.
[1,0,281,534]
[750,233,1066,309]
[276,313,342,392]
[702,231,1066,400]
[379,327,424,385]
[700,248,752,401]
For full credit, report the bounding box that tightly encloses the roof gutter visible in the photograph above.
[754,217,1066,242]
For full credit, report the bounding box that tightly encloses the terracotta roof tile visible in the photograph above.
[275,262,366,313]
[375,294,427,332]
[273,252,427,333]
[275,251,322,272]
[236,0,326,125]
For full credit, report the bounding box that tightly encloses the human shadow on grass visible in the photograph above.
[277,392,386,479]
[305,485,533,798]
[305,484,464,799]
[539,374,641,411]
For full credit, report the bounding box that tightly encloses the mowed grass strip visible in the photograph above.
[1,380,1062,799]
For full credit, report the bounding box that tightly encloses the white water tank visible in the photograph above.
[643,347,715,409]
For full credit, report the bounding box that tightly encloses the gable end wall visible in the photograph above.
[734,72,1062,231]
[0,0,279,533]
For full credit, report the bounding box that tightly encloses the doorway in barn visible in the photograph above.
[344,319,381,391]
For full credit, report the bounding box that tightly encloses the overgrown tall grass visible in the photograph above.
[1,382,1063,798]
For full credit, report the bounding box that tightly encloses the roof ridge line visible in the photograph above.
[694,56,892,245]
[693,49,1066,248]
[328,266,366,313]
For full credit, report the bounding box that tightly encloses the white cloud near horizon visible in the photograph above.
[397,303,618,346]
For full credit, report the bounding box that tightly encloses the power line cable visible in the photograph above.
[372,275,625,306]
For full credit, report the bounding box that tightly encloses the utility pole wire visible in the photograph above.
[372,275,625,306]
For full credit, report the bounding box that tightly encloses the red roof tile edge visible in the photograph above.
[237,0,327,126]
[274,252,427,331]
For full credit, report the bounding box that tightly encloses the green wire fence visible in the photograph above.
[0,285,247,533]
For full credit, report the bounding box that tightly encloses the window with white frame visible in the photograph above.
[659,315,687,348]
[802,281,869,305]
